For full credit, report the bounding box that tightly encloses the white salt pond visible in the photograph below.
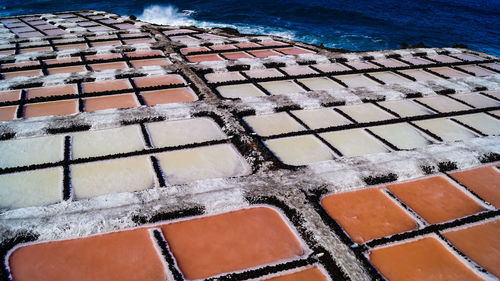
[456,65,496,77]
[205,72,246,83]
[297,77,345,91]
[377,99,435,117]
[264,135,334,166]
[428,67,471,78]
[291,108,351,129]
[156,143,250,184]
[453,113,500,135]
[71,125,145,159]
[319,128,389,157]
[451,93,500,108]
[399,69,443,81]
[334,74,380,88]
[259,80,306,95]
[400,57,433,66]
[416,96,471,113]
[243,112,305,136]
[414,118,479,141]
[427,55,461,63]
[0,167,63,209]
[337,103,395,123]
[146,118,227,147]
[243,68,284,79]
[369,123,433,150]
[280,65,318,76]
[216,83,267,98]
[369,71,412,85]
[71,156,155,199]
[345,61,379,70]
[312,63,351,73]
[372,58,408,68]
[0,134,64,169]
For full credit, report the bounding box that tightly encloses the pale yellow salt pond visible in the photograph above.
[0,135,64,169]
[71,156,155,199]
[157,143,250,184]
[71,125,145,159]
[451,93,500,108]
[414,118,479,141]
[264,135,334,166]
[453,113,500,135]
[146,118,227,147]
[334,74,380,88]
[399,69,443,81]
[297,77,344,91]
[291,108,351,129]
[337,103,395,123]
[243,112,305,137]
[378,99,435,117]
[416,96,472,113]
[0,167,63,209]
[216,84,267,98]
[319,128,389,157]
[369,71,412,84]
[259,80,306,95]
[369,123,433,149]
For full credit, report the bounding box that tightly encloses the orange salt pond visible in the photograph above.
[26,85,77,99]
[321,188,417,243]
[0,106,17,121]
[261,267,328,281]
[2,69,42,79]
[161,207,304,280]
[221,51,253,60]
[369,236,484,281]
[443,219,500,278]
[450,165,500,207]
[0,90,21,102]
[249,49,283,58]
[9,229,166,281]
[276,47,315,55]
[47,65,86,75]
[90,62,128,71]
[84,94,138,112]
[141,88,197,105]
[82,79,132,93]
[387,176,484,224]
[133,74,185,88]
[24,100,78,118]
[186,54,224,62]
[129,58,171,68]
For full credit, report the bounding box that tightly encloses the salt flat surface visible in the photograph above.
[0,167,63,209]
[334,74,380,88]
[156,143,250,184]
[399,69,442,81]
[298,77,344,91]
[71,156,155,199]
[320,129,389,157]
[205,72,246,83]
[146,118,227,147]
[451,93,500,108]
[0,134,64,169]
[264,135,334,166]
[71,125,145,159]
[369,71,412,84]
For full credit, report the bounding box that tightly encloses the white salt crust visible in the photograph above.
[0,167,63,209]
[145,117,227,147]
[156,143,251,184]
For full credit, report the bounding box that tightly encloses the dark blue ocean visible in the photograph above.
[1,0,499,56]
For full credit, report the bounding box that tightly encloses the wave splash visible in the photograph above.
[137,4,298,41]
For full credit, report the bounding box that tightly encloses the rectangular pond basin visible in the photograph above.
[368,123,434,149]
[416,96,472,113]
[221,51,254,60]
[428,67,471,78]
[377,99,435,117]
[205,71,246,83]
[372,58,409,68]
[243,68,285,79]
[312,63,351,73]
[369,71,412,84]
[456,64,496,76]
[427,54,461,63]
[452,93,500,108]
[450,165,500,208]
[453,113,500,135]
[399,69,443,81]
[400,56,433,65]
[280,65,318,76]
[24,100,78,118]
[140,87,198,105]
[345,61,380,70]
